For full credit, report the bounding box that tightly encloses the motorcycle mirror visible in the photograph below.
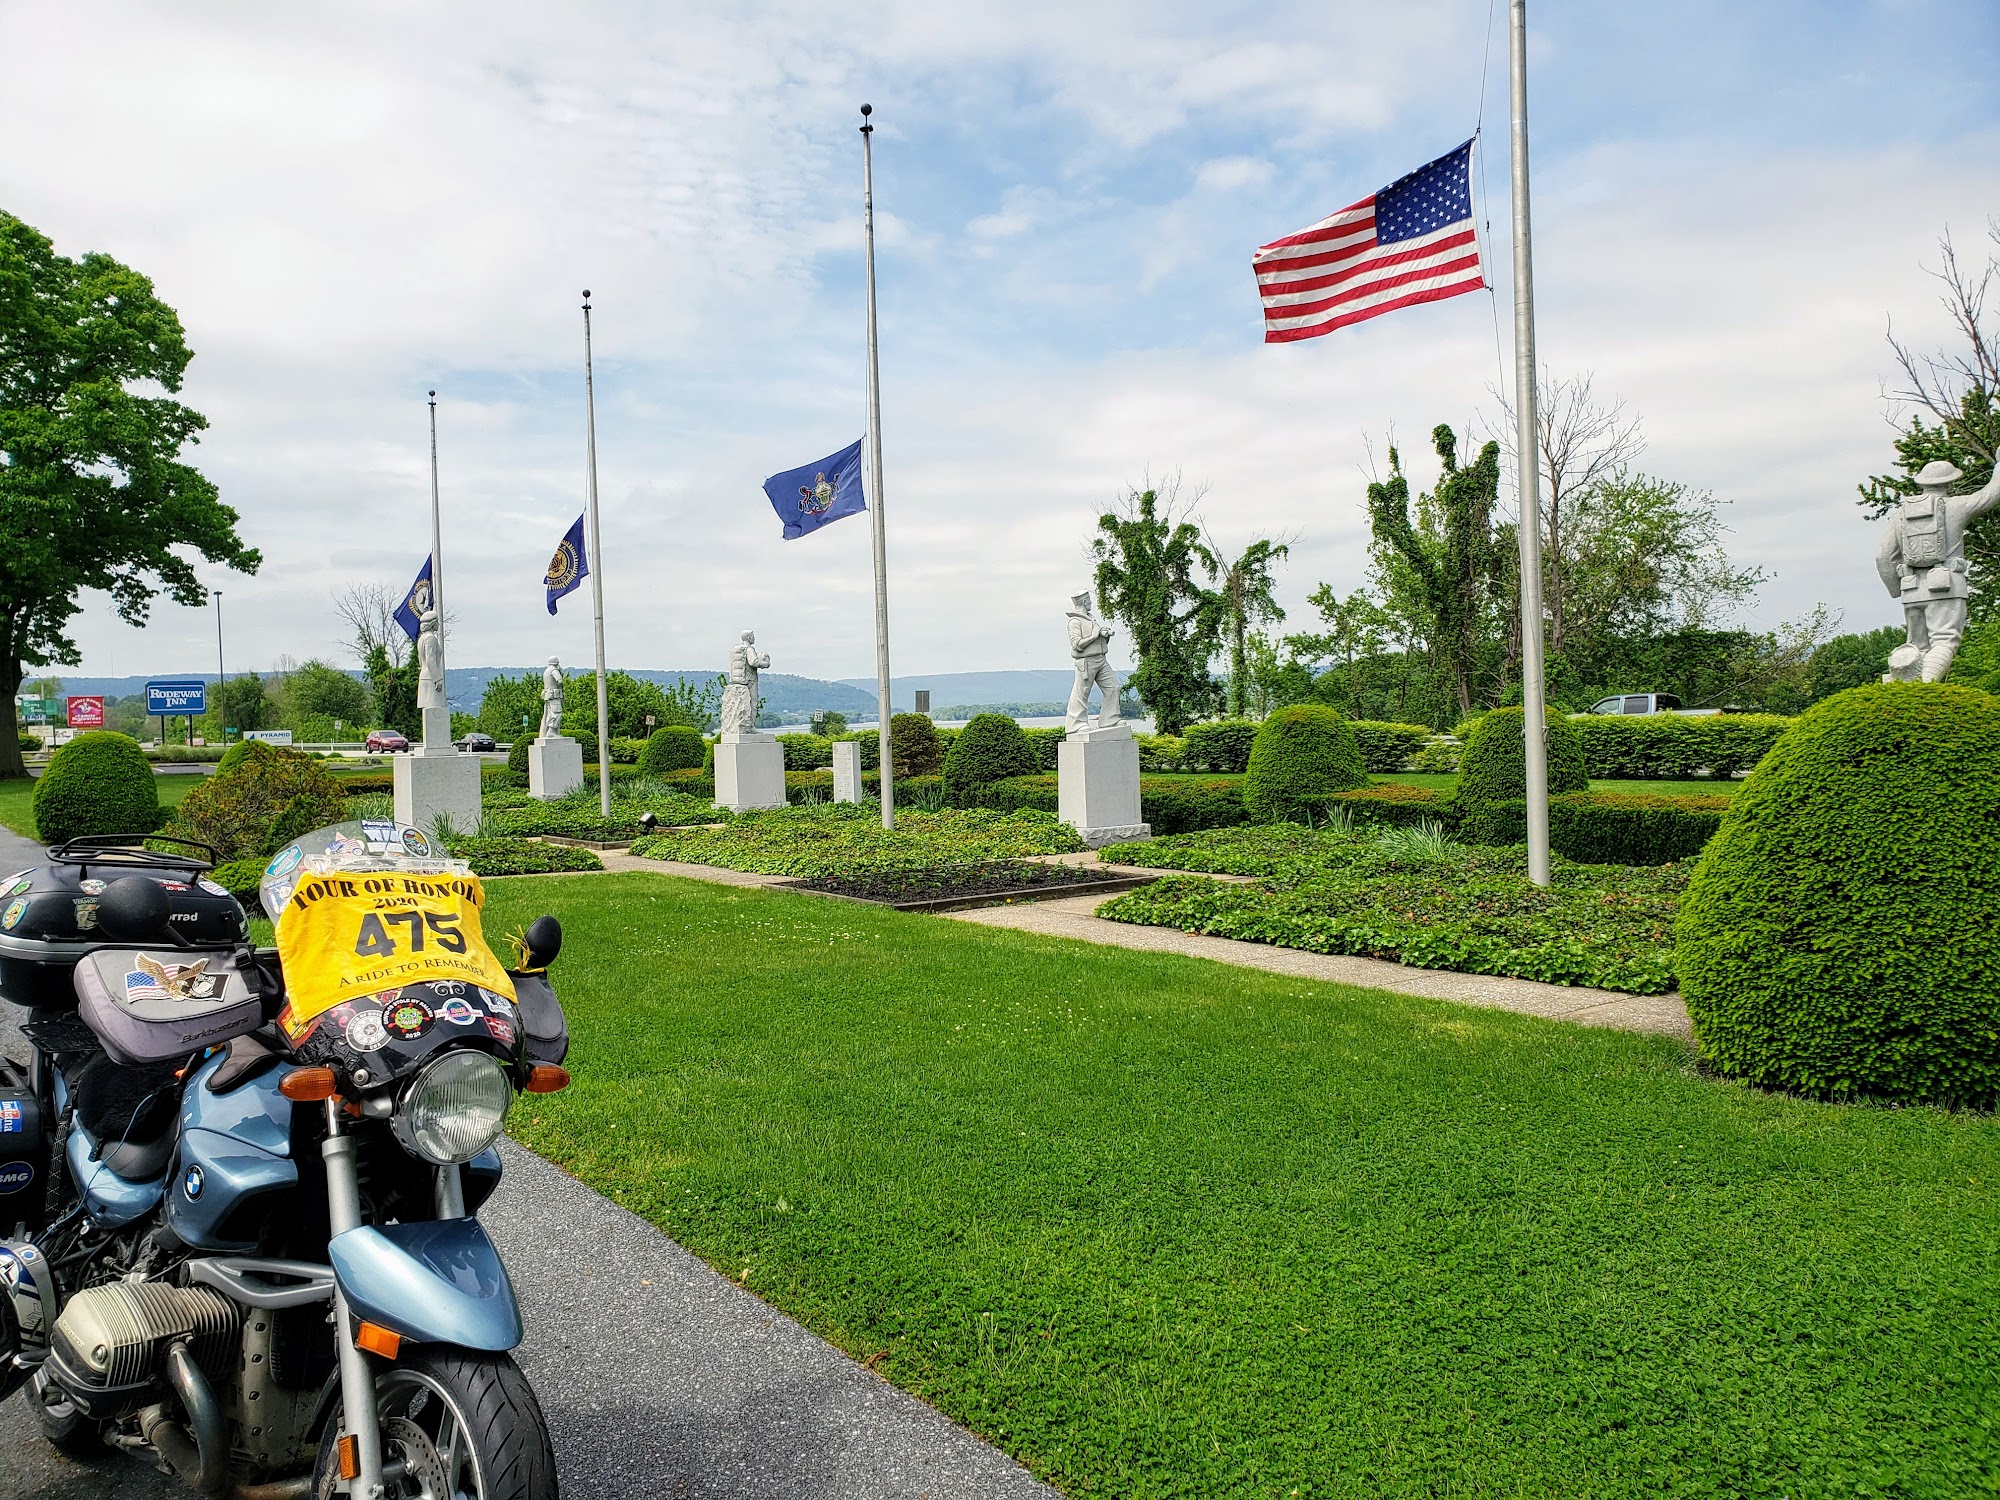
[96,876,173,942]
[522,915,562,970]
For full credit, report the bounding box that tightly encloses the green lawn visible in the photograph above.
[0,774,199,840]
[1374,771,1740,798]
[488,873,2000,1499]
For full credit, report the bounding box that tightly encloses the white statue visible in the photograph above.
[720,630,771,735]
[1876,459,2000,682]
[416,604,447,718]
[539,657,564,739]
[1065,591,1120,733]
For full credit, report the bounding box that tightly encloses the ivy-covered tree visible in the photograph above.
[1092,485,1223,735]
[1365,425,1502,717]
[0,212,260,779]
[1203,534,1289,718]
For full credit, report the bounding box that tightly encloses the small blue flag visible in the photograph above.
[763,439,867,540]
[544,515,589,615]
[393,556,434,643]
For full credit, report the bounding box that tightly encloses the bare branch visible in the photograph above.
[1884,224,2000,462]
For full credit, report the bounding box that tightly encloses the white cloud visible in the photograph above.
[1194,156,1276,193]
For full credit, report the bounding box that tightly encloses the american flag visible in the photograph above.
[1253,141,1484,344]
[125,970,169,1002]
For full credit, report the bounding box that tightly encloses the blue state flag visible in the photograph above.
[544,514,589,615]
[393,556,434,642]
[763,438,866,540]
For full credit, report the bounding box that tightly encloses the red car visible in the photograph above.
[365,729,410,753]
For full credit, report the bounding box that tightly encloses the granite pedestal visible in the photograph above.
[832,739,863,803]
[1057,723,1149,847]
[394,743,484,836]
[529,735,584,800]
[715,732,787,812]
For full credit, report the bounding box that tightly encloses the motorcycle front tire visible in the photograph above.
[314,1347,558,1500]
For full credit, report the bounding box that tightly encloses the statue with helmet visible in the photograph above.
[1875,458,2000,681]
[1065,590,1121,734]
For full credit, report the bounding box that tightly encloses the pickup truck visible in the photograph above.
[1580,693,1720,717]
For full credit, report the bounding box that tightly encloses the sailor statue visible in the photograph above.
[1876,458,2000,682]
[720,630,772,735]
[1065,592,1121,733]
[415,601,447,746]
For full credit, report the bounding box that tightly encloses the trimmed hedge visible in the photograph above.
[781,769,944,805]
[1549,792,1729,865]
[1025,727,1066,772]
[1135,733,1185,773]
[1570,712,1791,780]
[1329,783,1449,829]
[1677,683,2000,1104]
[1456,706,1589,805]
[1348,721,1433,774]
[640,726,708,775]
[776,733,834,771]
[451,837,604,877]
[1182,719,1259,773]
[506,735,531,784]
[890,713,943,777]
[943,713,1040,796]
[1243,705,1367,823]
[969,774,1250,836]
[33,732,162,844]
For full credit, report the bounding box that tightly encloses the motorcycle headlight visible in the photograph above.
[393,1051,512,1166]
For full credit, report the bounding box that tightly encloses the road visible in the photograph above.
[0,827,1055,1499]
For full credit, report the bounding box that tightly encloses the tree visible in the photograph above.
[1859,224,2000,621]
[280,658,371,730]
[0,212,259,779]
[204,673,273,738]
[1365,425,1503,717]
[369,644,420,739]
[334,583,405,667]
[1202,533,1289,718]
[1092,483,1223,735]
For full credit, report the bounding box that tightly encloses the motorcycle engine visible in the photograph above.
[44,1281,238,1418]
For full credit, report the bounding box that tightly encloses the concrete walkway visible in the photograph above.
[604,849,1692,1041]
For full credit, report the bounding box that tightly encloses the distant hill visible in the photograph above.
[835,670,1078,712]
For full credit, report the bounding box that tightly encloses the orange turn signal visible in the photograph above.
[279,1067,339,1102]
[523,1065,570,1094]
[355,1321,402,1359]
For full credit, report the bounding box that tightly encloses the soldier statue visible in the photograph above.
[415,603,447,744]
[1876,458,2000,682]
[539,658,564,739]
[1065,591,1121,733]
[720,630,771,735]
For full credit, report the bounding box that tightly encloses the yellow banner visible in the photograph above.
[276,869,516,1028]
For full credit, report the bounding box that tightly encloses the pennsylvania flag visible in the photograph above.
[393,557,434,642]
[544,515,589,615]
[763,439,866,540]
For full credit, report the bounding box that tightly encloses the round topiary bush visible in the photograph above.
[166,742,347,862]
[506,733,532,785]
[1677,682,2000,1105]
[638,725,706,776]
[943,713,1039,798]
[1242,705,1368,823]
[1454,706,1589,805]
[889,713,942,777]
[32,732,161,844]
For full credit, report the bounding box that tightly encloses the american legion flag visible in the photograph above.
[1253,140,1483,343]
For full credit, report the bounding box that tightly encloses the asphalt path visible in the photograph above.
[0,826,1055,1499]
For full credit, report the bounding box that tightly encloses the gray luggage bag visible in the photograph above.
[73,948,264,1066]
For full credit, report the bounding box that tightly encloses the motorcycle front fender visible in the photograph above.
[327,1218,523,1351]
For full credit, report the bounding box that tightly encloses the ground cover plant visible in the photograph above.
[490,873,2000,1499]
[790,858,1127,905]
[479,775,724,840]
[629,803,1085,877]
[1099,821,1683,992]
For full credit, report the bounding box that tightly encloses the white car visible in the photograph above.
[1581,693,1719,717]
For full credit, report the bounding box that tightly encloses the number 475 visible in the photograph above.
[354,910,466,958]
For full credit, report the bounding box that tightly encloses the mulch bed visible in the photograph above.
[785,858,1149,912]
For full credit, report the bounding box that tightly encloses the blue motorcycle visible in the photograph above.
[0,821,568,1499]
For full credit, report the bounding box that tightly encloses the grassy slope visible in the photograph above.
[489,874,2000,1500]
[0,774,197,840]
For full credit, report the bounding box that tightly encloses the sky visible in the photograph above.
[4,0,1998,685]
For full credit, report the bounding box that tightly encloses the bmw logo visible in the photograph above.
[183,1166,204,1201]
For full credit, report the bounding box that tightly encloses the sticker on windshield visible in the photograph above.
[400,828,433,858]
[266,846,304,878]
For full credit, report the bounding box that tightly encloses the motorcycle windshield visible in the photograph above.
[262,823,523,1079]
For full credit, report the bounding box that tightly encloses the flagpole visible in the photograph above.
[1509,0,1551,887]
[582,291,612,819]
[860,103,895,829]
[427,390,446,751]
